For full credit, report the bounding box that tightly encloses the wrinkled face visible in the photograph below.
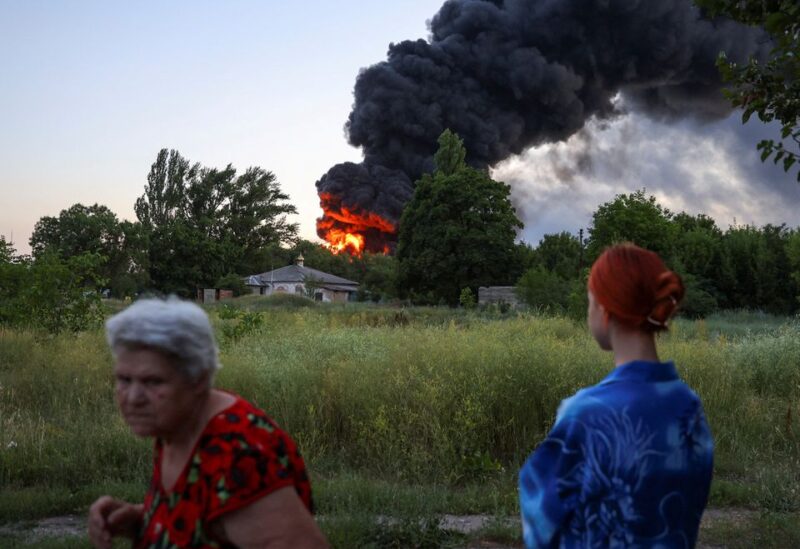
[587,290,612,351]
[113,347,205,439]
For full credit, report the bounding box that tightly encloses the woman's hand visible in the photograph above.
[87,496,143,549]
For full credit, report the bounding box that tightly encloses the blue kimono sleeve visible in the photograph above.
[519,415,585,549]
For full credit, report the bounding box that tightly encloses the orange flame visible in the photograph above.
[317,192,397,256]
[327,229,365,255]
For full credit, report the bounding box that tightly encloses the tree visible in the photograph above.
[353,253,398,302]
[0,237,27,325]
[531,232,583,280]
[0,250,106,333]
[23,252,107,333]
[515,267,571,311]
[0,235,15,263]
[586,190,677,261]
[216,273,249,297]
[135,149,299,294]
[29,203,147,297]
[697,0,800,180]
[786,229,800,306]
[397,130,523,305]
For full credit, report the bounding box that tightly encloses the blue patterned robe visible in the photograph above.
[519,360,714,548]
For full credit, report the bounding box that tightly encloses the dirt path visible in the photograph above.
[0,507,757,547]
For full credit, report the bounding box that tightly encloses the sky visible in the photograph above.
[1,0,798,256]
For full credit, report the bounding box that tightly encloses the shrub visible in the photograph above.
[515,267,570,311]
[215,273,249,297]
[459,288,476,309]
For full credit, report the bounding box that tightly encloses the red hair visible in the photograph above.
[588,243,684,332]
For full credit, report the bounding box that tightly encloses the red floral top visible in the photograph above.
[136,394,313,548]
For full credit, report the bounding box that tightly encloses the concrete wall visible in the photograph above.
[478,286,521,308]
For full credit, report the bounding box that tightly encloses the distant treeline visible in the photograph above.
[1,149,798,333]
[515,190,800,318]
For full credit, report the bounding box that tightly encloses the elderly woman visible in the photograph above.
[88,298,328,549]
[519,244,714,547]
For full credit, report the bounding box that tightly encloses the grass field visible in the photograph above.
[1,299,798,547]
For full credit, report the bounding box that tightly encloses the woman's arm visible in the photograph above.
[519,416,585,549]
[214,486,328,549]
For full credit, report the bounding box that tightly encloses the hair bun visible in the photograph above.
[648,271,684,328]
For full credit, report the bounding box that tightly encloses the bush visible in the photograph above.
[215,273,249,297]
[459,288,476,309]
[0,252,106,333]
[515,267,570,311]
[680,273,719,319]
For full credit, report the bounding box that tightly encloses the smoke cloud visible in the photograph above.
[316,0,769,246]
[493,111,800,244]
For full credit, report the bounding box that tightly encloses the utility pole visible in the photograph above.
[578,228,584,274]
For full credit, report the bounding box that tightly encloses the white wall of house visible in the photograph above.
[245,283,352,303]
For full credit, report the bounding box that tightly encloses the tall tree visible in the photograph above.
[29,203,146,296]
[0,235,15,263]
[532,232,583,280]
[135,149,299,294]
[697,0,800,180]
[397,131,523,305]
[586,190,677,261]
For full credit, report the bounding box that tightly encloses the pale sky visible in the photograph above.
[1,1,798,256]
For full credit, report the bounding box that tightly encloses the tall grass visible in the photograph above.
[1,306,798,521]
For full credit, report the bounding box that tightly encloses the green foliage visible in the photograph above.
[29,204,149,297]
[0,235,15,263]
[566,274,590,321]
[353,253,398,302]
[218,309,265,344]
[787,230,800,305]
[0,250,106,333]
[459,288,476,309]
[696,0,800,180]
[2,308,799,533]
[135,149,299,295]
[433,129,467,176]
[215,273,248,297]
[530,189,800,317]
[515,267,570,311]
[586,189,676,260]
[530,232,583,279]
[679,272,720,319]
[397,131,523,305]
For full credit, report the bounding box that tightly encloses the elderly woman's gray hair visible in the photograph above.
[106,297,221,383]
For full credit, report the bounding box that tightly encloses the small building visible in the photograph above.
[196,288,235,304]
[478,286,522,309]
[244,255,359,303]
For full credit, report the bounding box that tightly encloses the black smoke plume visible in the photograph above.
[316,0,768,250]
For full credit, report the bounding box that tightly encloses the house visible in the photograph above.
[243,255,359,303]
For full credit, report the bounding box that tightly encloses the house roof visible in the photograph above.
[244,264,358,288]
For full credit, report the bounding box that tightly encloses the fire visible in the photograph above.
[327,229,365,255]
[317,192,397,255]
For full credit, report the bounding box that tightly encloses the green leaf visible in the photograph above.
[765,12,787,34]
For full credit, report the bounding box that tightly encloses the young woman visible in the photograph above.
[519,243,714,548]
